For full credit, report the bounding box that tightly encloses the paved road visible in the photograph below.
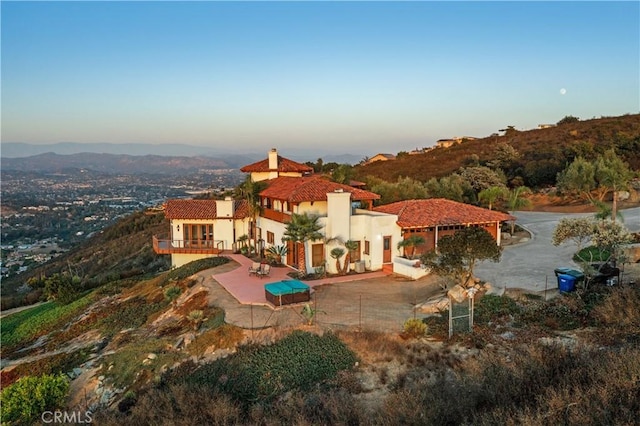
[475,207,640,294]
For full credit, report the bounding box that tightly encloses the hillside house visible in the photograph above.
[154,149,515,276]
[367,153,396,163]
[240,148,313,181]
[436,136,477,149]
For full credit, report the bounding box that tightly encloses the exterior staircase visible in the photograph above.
[382,263,394,275]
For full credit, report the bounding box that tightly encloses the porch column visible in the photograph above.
[496,222,501,246]
[434,225,439,250]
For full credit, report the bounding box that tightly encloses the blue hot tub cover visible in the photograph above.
[264,280,310,296]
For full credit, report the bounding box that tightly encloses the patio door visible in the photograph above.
[287,241,299,267]
[383,236,392,263]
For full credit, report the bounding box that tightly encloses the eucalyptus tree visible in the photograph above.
[594,149,633,222]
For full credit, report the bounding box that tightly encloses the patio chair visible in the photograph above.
[248,262,261,276]
[257,264,271,279]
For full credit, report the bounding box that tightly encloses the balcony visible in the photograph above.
[153,236,225,255]
[261,208,292,223]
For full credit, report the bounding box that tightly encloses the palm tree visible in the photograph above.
[506,186,532,234]
[266,244,288,265]
[236,176,267,247]
[478,186,508,210]
[397,235,426,260]
[342,240,360,272]
[330,247,346,275]
[283,213,324,276]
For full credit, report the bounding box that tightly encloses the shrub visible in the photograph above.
[574,245,610,263]
[164,286,181,306]
[162,257,229,285]
[474,294,521,324]
[181,331,358,402]
[403,318,428,338]
[1,373,69,425]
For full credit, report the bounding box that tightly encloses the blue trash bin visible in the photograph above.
[557,273,577,293]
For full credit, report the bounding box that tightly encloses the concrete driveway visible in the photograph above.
[475,207,640,294]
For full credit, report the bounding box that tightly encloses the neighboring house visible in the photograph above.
[373,198,515,258]
[367,153,396,163]
[240,148,313,182]
[153,150,515,276]
[436,139,459,149]
[435,136,477,149]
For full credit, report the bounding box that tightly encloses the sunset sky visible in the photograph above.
[2,1,638,156]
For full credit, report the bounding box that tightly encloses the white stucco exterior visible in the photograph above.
[255,196,401,275]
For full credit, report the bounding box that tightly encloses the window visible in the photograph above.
[349,241,361,262]
[267,231,274,245]
[364,240,370,255]
[312,244,324,267]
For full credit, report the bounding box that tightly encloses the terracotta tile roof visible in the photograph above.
[260,176,380,203]
[240,155,313,173]
[373,198,515,228]
[164,199,250,220]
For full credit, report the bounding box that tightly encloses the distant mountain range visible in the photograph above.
[0,143,364,174]
[1,142,240,158]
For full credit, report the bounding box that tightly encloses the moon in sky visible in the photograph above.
[560,88,567,95]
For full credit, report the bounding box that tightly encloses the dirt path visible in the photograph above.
[0,301,46,318]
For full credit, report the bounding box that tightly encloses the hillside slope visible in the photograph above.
[355,114,640,186]
[1,211,170,309]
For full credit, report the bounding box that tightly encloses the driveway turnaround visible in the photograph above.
[475,207,640,294]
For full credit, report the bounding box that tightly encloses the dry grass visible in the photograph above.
[336,329,406,364]
[186,324,244,357]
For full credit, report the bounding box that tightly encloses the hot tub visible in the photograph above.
[264,280,310,306]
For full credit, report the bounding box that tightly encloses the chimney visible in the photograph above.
[268,148,278,170]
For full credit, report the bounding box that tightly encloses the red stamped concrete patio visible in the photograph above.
[211,254,389,306]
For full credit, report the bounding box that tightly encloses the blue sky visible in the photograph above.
[2,1,638,156]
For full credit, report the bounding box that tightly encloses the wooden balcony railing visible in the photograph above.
[261,208,292,223]
[153,236,225,255]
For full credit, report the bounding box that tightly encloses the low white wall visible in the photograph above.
[393,257,431,280]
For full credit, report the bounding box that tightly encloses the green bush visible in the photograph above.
[474,294,521,324]
[162,257,229,285]
[164,286,181,306]
[574,245,610,263]
[1,373,69,425]
[182,331,358,402]
[403,318,428,338]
